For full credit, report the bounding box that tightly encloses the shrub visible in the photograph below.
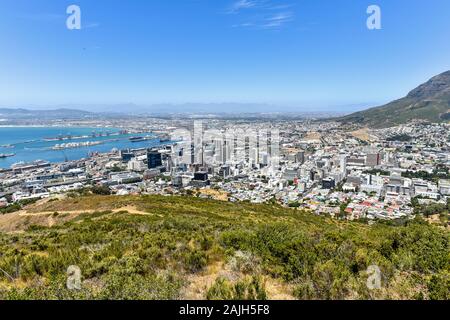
[206,276,267,300]
[91,186,111,196]
[184,250,208,272]
[228,250,261,275]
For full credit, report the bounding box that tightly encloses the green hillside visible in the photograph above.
[0,195,448,300]
[338,71,450,128]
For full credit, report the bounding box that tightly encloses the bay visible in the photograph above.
[0,127,163,168]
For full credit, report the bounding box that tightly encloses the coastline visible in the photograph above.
[0,125,118,128]
[0,126,160,169]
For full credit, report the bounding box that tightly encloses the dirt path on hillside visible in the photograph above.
[0,206,155,233]
[17,206,151,217]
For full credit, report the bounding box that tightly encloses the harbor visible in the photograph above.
[0,127,165,168]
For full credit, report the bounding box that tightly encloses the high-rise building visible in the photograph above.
[121,150,134,162]
[366,153,381,167]
[127,160,146,172]
[322,177,336,189]
[340,155,347,176]
[193,171,208,181]
[172,175,183,188]
[347,157,365,166]
[147,151,162,169]
[296,151,305,164]
[219,165,231,178]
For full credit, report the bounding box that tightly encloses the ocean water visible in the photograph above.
[0,127,164,169]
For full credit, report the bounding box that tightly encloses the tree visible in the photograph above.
[91,185,111,195]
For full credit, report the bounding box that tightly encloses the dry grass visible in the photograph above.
[350,128,372,141]
[304,132,321,141]
[182,259,296,300]
[199,189,229,202]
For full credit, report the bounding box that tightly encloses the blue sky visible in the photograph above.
[0,0,450,112]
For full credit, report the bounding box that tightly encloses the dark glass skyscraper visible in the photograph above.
[147,151,162,169]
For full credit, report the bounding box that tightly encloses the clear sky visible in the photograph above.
[1,0,450,112]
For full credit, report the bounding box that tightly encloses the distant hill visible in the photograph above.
[0,108,94,120]
[337,71,450,128]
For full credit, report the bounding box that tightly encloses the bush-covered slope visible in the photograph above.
[0,195,448,300]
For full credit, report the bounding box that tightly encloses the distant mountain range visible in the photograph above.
[0,104,347,122]
[0,108,95,120]
[337,71,450,128]
[73,103,277,114]
[3,71,450,126]
[102,103,362,115]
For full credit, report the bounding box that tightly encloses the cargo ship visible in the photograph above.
[0,153,15,159]
[51,140,106,150]
[158,134,171,143]
[11,160,51,172]
[129,136,145,142]
[44,134,85,142]
[129,136,153,142]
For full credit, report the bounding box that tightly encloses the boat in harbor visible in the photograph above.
[50,140,117,150]
[129,135,154,143]
[11,160,51,172]
[129,136,146,142]
[23,140,38,144]
[0,153,15,158]
[43,131,119,142]
[158,133,171,143]
[44,134,83,142]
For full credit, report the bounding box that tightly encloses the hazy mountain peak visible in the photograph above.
[407,70,450,100]
[337,71,450,127]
